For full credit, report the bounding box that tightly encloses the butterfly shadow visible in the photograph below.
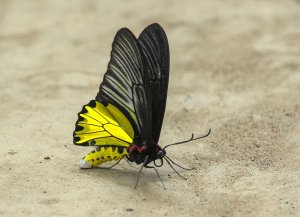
[79,162,170,190]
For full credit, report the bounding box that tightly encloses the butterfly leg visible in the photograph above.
[134,155,149,189]
[153,167,166,190]
[143,164,166,189]
[98,156,124,169]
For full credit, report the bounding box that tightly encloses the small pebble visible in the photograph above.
[8,150,17,155]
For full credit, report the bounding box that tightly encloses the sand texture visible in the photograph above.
[0,0,300,216]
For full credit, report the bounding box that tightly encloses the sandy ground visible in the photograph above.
[1,0,300,216]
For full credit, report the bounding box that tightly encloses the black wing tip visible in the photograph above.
[138,23,169,45]
[115,27,137,40]
[146,23,164,29]
[116,24,167,40]
[116,27,132,34]
[143,23,167,33]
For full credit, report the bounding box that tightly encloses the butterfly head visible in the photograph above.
[155,149,166,159]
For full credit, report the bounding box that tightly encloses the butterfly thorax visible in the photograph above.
[127,143,165,165]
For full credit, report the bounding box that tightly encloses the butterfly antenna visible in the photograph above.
[134,155,149,189]
[165,156,194,171]
[165,157,187,180]
[153,167,166,190]
[163,128,211,151]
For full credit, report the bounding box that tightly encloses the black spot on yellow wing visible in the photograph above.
[75,125,84,132]
[89,100,97,108]
[78,116,84,122]
[117,147,124,154]
[82,106,88,114]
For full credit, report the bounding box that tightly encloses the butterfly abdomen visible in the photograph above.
[79,146,128,168]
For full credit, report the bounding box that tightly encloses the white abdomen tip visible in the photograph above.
[79,159,92,169]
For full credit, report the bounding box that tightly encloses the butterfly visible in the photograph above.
[73,23,211,188]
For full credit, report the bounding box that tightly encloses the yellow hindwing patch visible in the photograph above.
[73,100,134,147]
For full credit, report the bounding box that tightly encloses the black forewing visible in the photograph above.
[96,28,152,145]
[138,23,170,144]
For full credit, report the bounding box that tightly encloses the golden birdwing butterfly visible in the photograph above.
[73,23,210,188]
